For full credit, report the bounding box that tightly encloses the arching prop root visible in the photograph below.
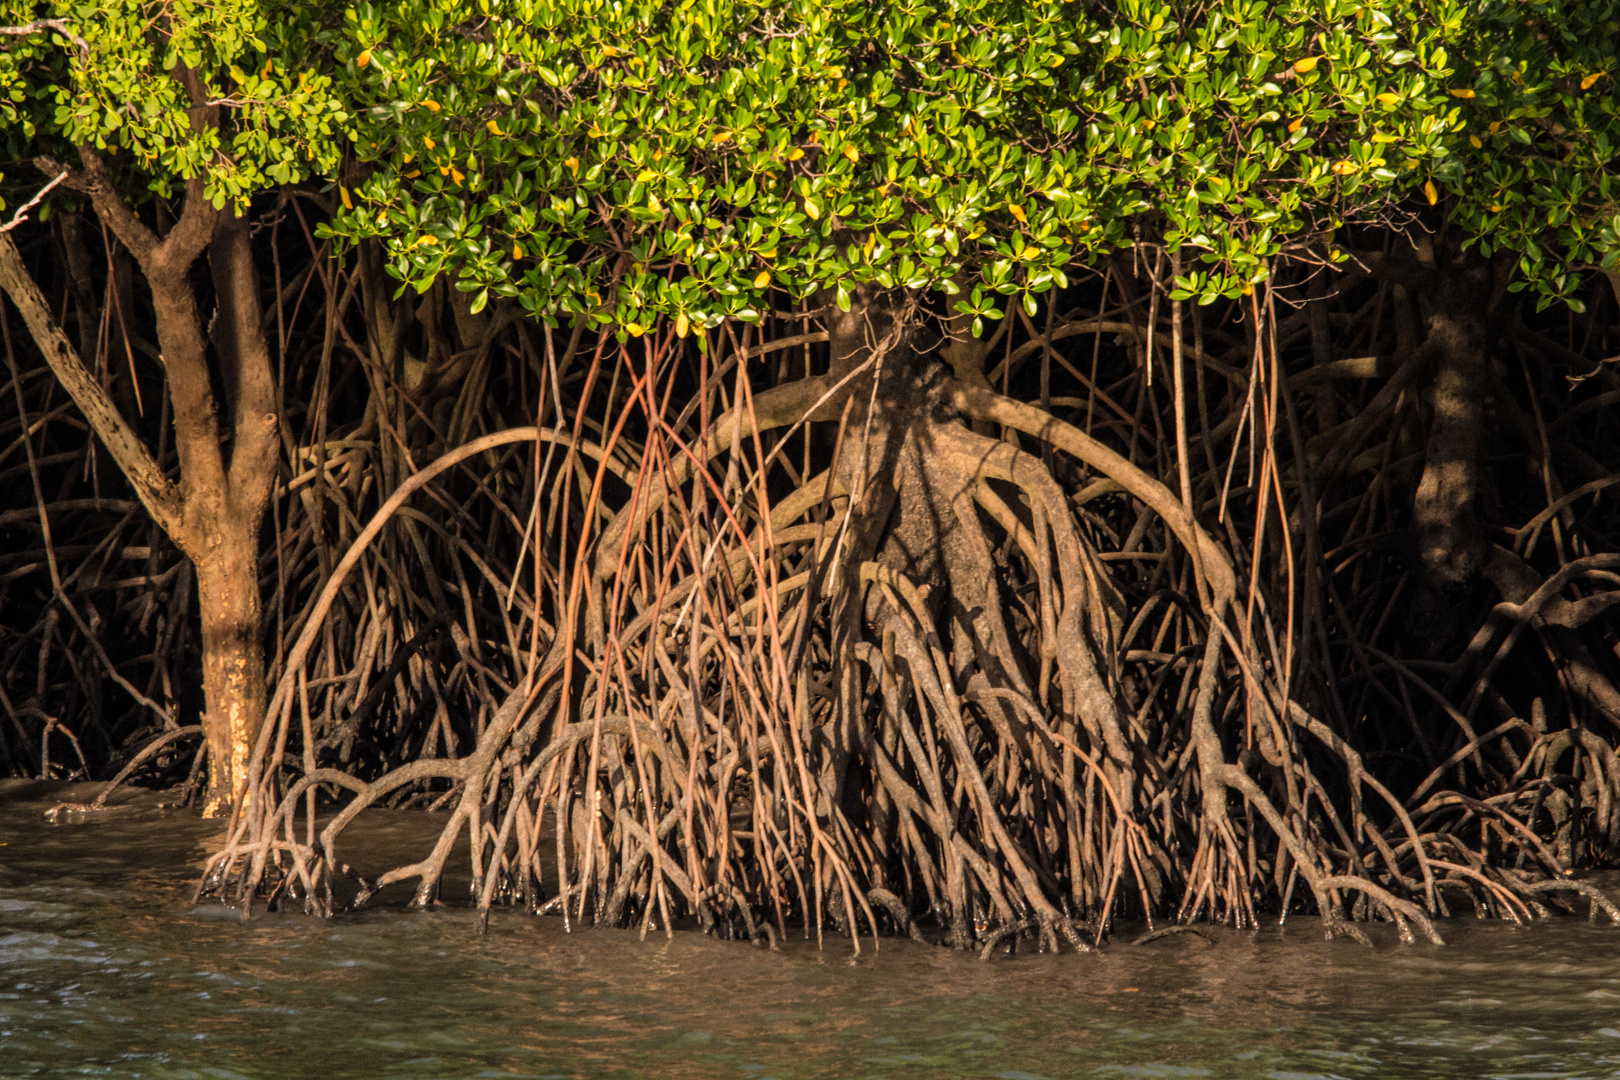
[190,289,1620,950]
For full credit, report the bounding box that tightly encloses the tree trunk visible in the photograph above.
[195,547,268,813]
[1,145,278,816]
[1408,260,1494,652]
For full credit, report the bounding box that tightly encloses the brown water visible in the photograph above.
[6,781,1620,1079]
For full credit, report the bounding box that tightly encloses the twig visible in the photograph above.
[0,19,89,56]
[0,171,68,234]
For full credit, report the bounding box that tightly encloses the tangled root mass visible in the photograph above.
[9,239,1620,950]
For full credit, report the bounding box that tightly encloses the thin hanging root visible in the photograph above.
[82,260,1615,951]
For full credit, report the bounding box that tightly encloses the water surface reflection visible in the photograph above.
[5,781,1620,1079]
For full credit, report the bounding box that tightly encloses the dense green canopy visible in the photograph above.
[6,0,1616,320]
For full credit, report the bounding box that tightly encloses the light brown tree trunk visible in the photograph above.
[1,138,278,816]
[195,549,269,812]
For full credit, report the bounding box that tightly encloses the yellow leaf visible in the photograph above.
[636,168,658,182]
[513,242,523,259]
[786,147,805,161]
[565,156,579,176]
[602,45,620,57]
[262,59,274,79]
[589,123,605,138]
[1008,203,1027,224]
[1371,132,1397,143]
[625,321,644,337]
[803,198,819,220]
[754,270,772,288]
[404,169,421,178]
[1241,282,1254,296]
[487,119,503,136]
[1020,245,1040,259]
[1488,121,1501,133]
[712,130,732,144]
[675,312,690,338]
[422,99,441,113]
[1449,88,1476,98]
[1582,72,1605,90]
[356,48,371,68]
[1331,160,1358,176]
[648,194,662,213]
[451,168,465,186]
[843,144,859,163]
[759,248,777,259]
[1469,135,1483,148]
[1287,116,1304,133]
[1376,92,1400,104]
[339,185,353,210]
[863,232,876,255]
[1424,179,1438,205]
[423,136,435,149]
[419,235,438,246]
[1293,56,1319,74]
[439,165,450,175]
[402,152,413,164]
[806,132,819,145]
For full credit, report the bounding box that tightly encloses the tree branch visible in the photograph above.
[210,209,280,504]
[0,170,68,233]
[0,229,186,534]
[36,152,160,262]
[0,18,89,57]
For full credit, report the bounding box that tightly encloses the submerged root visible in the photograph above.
[1131,926,1215,946]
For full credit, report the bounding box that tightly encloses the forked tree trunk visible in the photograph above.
[0,144,278,815]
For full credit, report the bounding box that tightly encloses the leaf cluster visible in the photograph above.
[1,0,348,211]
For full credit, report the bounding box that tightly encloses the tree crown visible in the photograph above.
[2,0,347,212]
[317,0,1619,333]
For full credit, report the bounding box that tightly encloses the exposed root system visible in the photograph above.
[7,216,1620,950]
